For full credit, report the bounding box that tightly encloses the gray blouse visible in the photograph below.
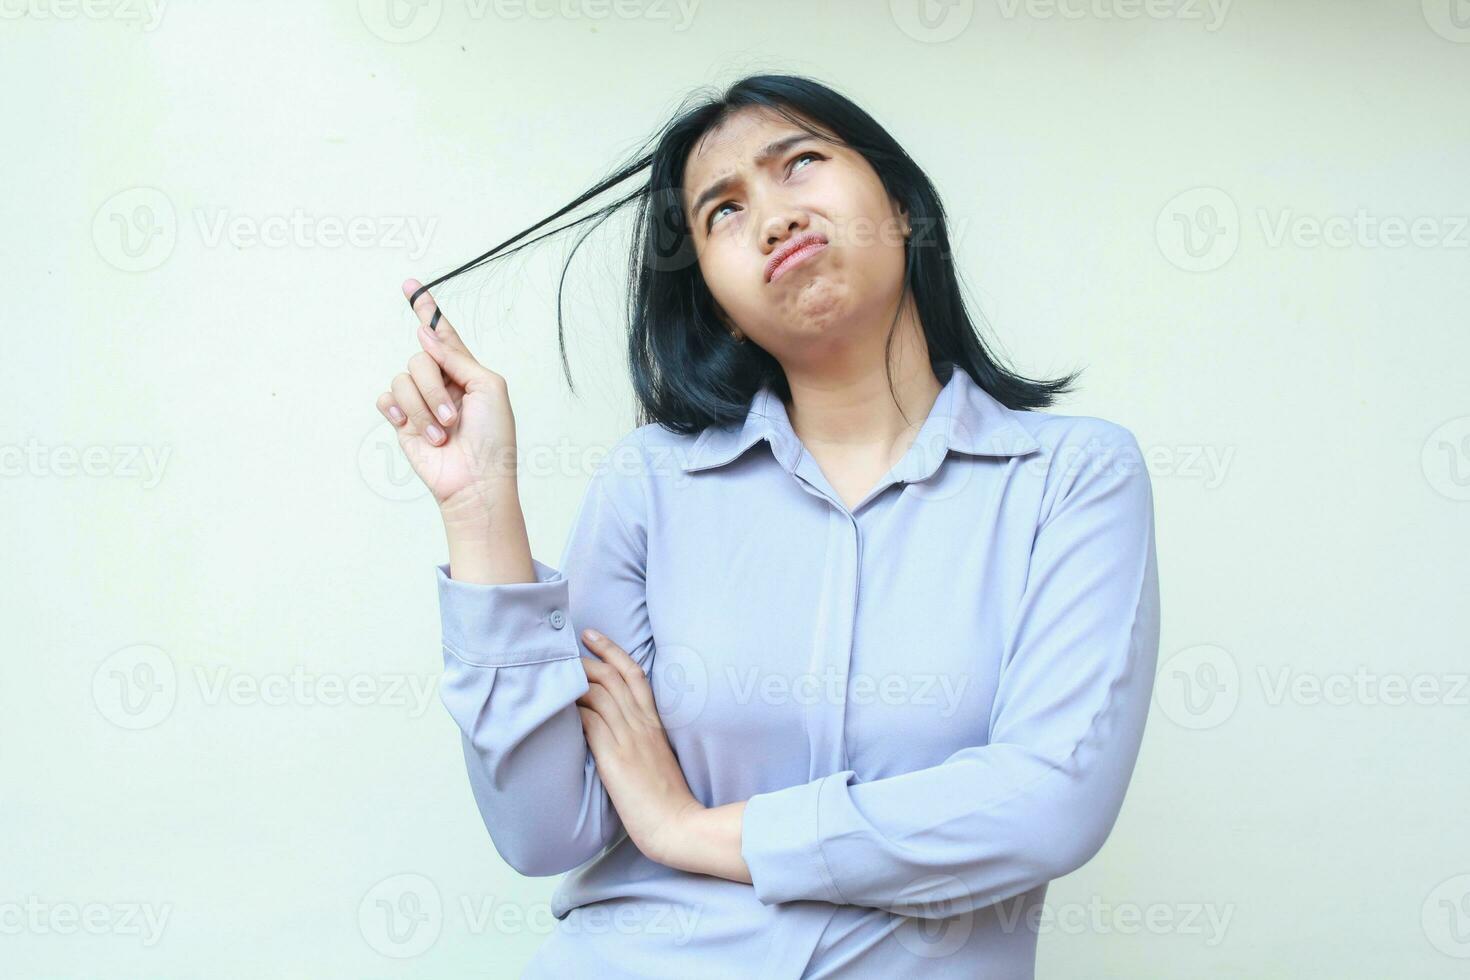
[434,360,1161,978]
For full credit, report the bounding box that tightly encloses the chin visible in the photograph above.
[783,274,847,321]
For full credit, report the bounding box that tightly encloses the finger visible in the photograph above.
[403,280,497,390]
[577,705,613,749]
[416,321,493,392]
[573,678,626,731]
[581,657,649,723]
[375,392,407,427]
[390,371,446,446]
[404,278,472,358]
[406,349,457,430]
[403,278,454,336]
[582,637,658,719]
[583,631,658,718]
[581,655,621,687]
[576,681,631,742]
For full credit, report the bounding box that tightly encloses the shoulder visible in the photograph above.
[583,422,701,521]
[1011,408,1143,459]
[596,421,710,487]
[1007,409,1152,523]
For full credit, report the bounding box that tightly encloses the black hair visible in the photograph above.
[409,72,1080,436]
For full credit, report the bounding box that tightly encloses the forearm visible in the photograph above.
[662,800,752,885]
[437,554,633,876]
[441,486,535,585]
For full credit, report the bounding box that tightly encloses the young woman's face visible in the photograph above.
[681,107,910,364]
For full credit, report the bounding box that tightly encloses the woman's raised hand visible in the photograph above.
[376,279,521,528]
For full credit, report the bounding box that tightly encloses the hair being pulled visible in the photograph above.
[409,72,1081,435]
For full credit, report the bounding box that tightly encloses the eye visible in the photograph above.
[708,201,737,229]
[707,151,826,230]
[789,150,822,173]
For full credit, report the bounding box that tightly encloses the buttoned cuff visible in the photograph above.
[740,769,854,906]
[435,559,580,667]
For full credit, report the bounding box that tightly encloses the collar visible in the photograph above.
[678,362,1042,481]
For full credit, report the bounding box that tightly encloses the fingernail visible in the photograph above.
[388,406,406,424]
[426,423,445,442]
[436,403,454,423]
[583,628,602,642]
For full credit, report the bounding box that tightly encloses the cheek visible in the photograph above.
[697,251,751,321]
[699,238,756,296]
[697,247,728,288]
[822,176,900,247]
[834,203,907,279]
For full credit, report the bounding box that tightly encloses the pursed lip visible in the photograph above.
[765,232,828,283]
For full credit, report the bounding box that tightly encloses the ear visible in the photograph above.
[713,305,746,342]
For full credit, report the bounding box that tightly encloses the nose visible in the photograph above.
[761,211,807,253]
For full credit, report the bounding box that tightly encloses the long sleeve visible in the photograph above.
[435,432,653,877]
[739,421,1161,917]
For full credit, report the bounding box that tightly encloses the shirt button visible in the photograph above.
[548,609,567,629]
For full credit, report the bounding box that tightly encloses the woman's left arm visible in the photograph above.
[731,421,1161,916]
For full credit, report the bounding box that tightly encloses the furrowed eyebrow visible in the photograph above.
[689,133,817,226]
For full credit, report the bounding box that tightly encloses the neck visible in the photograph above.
[778,317,943,461]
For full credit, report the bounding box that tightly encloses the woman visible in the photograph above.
[376,74,1160,979]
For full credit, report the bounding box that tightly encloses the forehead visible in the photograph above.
[682,107,831,209]
[689,107,794,165]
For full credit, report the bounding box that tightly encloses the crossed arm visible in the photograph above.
[572,626,750,884]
